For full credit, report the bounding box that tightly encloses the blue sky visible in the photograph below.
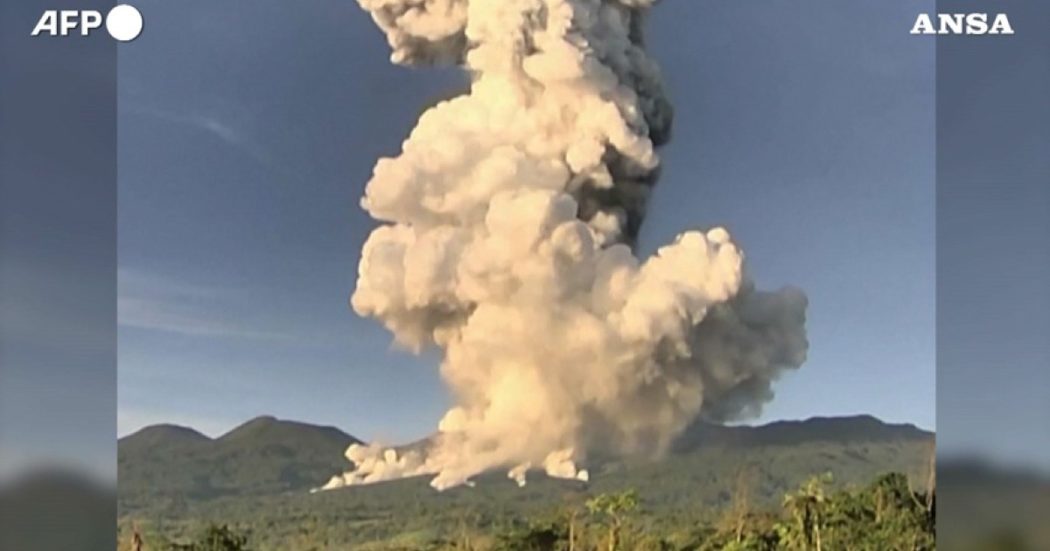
[117,0,936,442]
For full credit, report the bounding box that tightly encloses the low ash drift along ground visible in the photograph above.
[324,0,809,492]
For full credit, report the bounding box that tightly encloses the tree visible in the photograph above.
[775,471,935,551]
[721,466,757,545]
[779,474,831,551]
[586,490,640,551]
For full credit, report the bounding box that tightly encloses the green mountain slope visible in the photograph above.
[118,416,360,506]
[118,415,934,549]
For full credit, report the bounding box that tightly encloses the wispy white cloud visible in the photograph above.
[118,297,283,340]
[118,268,287,340]
[121,103,272,168]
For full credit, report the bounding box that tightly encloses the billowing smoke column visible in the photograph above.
[325,0,808,491]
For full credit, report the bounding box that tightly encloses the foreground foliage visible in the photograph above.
[167,525,251,551]
[123,472,934,550]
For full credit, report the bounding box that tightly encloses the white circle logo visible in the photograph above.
[106,4,142,42]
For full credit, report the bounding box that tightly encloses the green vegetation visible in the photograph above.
[585,490,640,551]
[119,417,358,504]
[168,525,251,551]
[122,472,934,550]
[118,415,936,549]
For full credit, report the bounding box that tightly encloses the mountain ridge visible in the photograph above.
[119,411,932,451]
[119,415,363,501]
[118,415,360,445]
[673,414,930,451]
[119,413,932,502]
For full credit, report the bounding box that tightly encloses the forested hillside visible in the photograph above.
[118,415,934,549]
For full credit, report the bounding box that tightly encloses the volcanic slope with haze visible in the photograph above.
[117,415,932,504]
[331,0,808,491]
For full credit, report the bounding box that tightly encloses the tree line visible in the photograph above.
[124,471,935,550]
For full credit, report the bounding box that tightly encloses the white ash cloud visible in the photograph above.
[325,0,808,492]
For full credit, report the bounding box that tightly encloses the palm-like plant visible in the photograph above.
[780,474,831,551]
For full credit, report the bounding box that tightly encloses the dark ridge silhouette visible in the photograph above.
[217,415,356,447]
[672,414,932,452]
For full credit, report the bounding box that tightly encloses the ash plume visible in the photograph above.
[325,0,808,491]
